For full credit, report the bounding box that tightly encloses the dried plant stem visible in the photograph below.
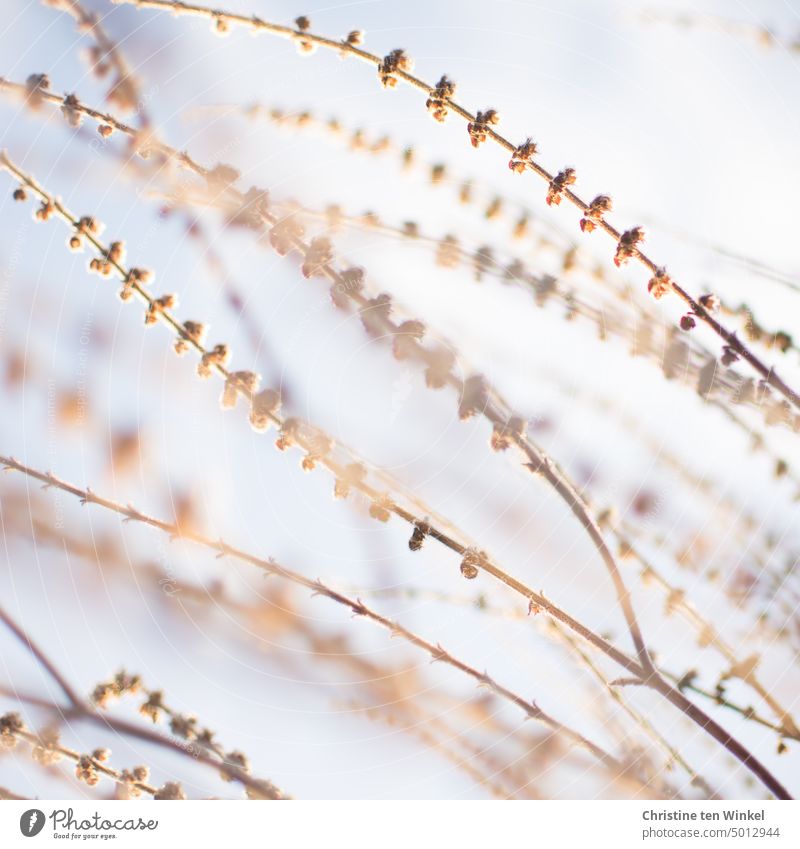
[0,102,657,678]
[45,0,151,123]
[1,684,285,798]
[115,0,800,414]
[8,724,158,796]
[1,156,792,799]
[0,605,84,709]
[1,81,784,708]
[226,102,800,364]
[2,456,791,797]
[0,147,643,684]
[0,484,700,794]
[0,457,624,775]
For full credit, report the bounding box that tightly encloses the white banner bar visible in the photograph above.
[1,800,798,848]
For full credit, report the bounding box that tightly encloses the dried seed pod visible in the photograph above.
[197,344,230,379]
[302,237,333,278]
[647,267,672,300]
[699,293,719,311]
[392,320,425,360]
[408,521,430,551]
[580,195,612,232]
[269,217,304,256]
[425,347,455,389]
[275,418,300,451]
[174,320,207,356]
[333,463,366,499]
[24,73,50,109]
[369,495,393,522]
[509,138,537,173]
[546,168,576,206]
[220,371,260,409]
[490,416,525,451]
[458,375,489,420]
[426,75,456,122]
[249,388,281,431]
[614,227,645,267]
[154,781,186,800]
[145,294,177,325]
[360,293,392,336]
[61,93,82,127]
[467,109,499,148]
[460,549,483,579]
[378,49,412,87]
[34,200,55,221]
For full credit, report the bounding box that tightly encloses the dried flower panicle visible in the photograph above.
[580,195,613,232]
[614,227,645,267]
[546,168,576,206]
[426,75,456,122]
[467,109,499,148]
[378,49,412,87]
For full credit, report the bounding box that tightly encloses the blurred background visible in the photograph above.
[0,0,798,799]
